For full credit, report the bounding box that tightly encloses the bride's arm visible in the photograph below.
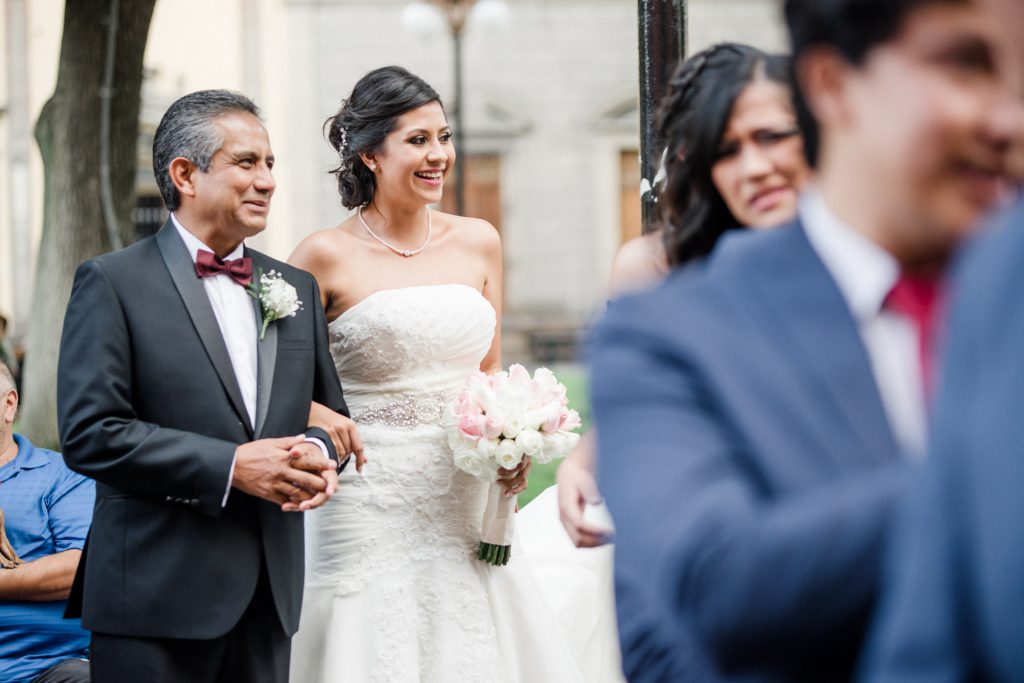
[308,402,365,472]
[477,220,504,376]
[472,220,530,495]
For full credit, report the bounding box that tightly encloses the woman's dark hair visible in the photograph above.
[657,43,793,266]
[326,66,443,209]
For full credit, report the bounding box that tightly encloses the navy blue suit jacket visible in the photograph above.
[591,221,913,681]
[860,201,1024,683]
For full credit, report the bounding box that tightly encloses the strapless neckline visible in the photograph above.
[325,282,497,417]
[329,283,491,327]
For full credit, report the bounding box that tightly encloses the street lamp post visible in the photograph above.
[448,3,468,216]
[637,0,687,233]
[402,0,508,216]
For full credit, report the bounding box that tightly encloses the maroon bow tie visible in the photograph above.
[195,249,253,286]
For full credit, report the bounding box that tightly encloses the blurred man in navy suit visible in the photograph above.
[591,0,1024,679]
[860,0,1024,679]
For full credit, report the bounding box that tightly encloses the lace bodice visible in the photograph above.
[328,284,496,419]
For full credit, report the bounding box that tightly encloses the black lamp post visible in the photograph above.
[637,0,688,233]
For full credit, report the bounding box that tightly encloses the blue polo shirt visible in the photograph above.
[0,434,94,683]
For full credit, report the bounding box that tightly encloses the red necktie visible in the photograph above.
[195,249,253,286]
[885,273,944,397]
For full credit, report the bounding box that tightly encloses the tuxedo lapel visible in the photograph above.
[155,223,253,435]
[249,251,277,438]
[752,223,900,464]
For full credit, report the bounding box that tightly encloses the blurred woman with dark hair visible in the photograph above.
[660,42,808,264]
[558,43,811,551]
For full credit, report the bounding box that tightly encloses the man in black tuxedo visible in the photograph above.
[57,90,355,682]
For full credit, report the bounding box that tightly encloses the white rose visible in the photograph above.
[532,366,558,390]
[528,404,562,433]
[540,431,571,462]
[476,437,500,462]
[469,382,497,413]
[495,438,524,470]
[502,411,526,439]
[453,445,486,478]
[515,428,544,457]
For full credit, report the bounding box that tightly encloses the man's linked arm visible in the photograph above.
[305,276,351,467]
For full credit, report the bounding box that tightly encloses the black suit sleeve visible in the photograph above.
[304,276,350,470]
[58,259,237,517]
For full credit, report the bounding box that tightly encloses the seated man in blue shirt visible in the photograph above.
[0,361,94,683]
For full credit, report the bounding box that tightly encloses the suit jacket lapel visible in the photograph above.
[249,251,277,438]
[155,222,253,435]
[751,222,900,464]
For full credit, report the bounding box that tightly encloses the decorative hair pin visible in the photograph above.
[339,127,348,152]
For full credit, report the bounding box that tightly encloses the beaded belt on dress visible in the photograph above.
[353,392,451,428]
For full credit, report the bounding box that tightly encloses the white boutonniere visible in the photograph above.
[247,268,303,340]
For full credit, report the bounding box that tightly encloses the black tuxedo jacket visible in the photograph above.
[57,221,348,639]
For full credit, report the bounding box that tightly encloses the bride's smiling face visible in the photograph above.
[364,101,454,205]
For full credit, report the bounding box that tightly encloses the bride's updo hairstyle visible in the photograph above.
[657,43,793,265]
[326,66,444,209]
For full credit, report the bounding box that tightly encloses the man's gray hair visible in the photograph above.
[152,90,261,211]
[0,361,15,394]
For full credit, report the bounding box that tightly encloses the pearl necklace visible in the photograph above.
[358,207,432,258]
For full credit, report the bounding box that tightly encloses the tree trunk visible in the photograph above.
[20,0,157,447]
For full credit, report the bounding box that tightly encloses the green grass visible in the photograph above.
[519,363,590,507]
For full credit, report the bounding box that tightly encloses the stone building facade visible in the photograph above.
[1,0,786,359]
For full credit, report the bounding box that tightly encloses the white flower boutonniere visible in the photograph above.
[248,268,303,340]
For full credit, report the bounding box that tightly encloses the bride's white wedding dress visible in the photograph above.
[290,284,620,682]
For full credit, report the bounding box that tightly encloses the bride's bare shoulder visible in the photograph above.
[290,217,362,271]
[435,211,501,254]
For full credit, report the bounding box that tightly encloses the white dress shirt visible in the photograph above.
[800,189,928,457]
[172,215,259,426]
[172,216,259,505]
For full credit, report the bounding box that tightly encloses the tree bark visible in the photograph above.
[20,0,157,447]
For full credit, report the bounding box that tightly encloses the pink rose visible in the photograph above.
[482,415,505,440]
[508,363,531,387]
[560,409,582,431]
[458,414,483,440]
[455,394,477,417]
[541,412,562,434]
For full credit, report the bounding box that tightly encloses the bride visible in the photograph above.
[288,66,620,682]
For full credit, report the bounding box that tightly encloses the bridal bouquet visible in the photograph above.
[448,364,581,565]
